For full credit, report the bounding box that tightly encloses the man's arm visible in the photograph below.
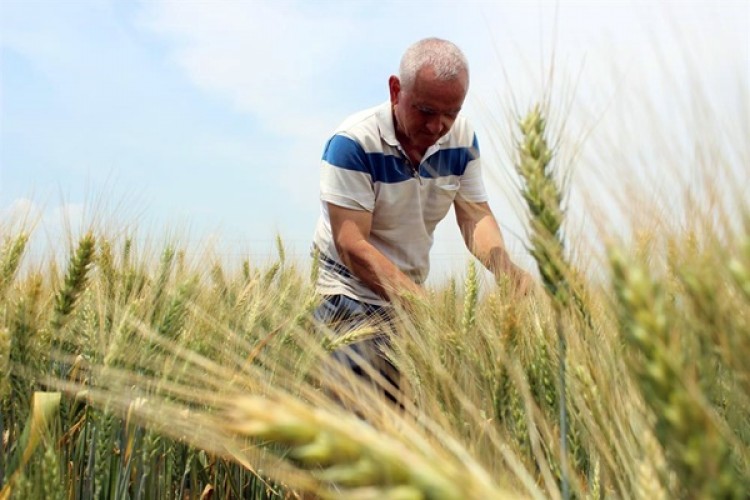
[328,203,424,302]
[454,199,531,293]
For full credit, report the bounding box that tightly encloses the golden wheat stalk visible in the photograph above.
[47,343,520,500]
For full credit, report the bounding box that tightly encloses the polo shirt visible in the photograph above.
[313,101,488,305]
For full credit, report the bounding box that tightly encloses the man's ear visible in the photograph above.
[388,75,401,105]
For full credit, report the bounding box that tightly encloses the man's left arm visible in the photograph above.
[454,199,532,294]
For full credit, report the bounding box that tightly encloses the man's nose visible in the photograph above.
[426,116,443,135]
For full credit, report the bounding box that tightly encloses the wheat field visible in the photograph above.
[1,70,748,499]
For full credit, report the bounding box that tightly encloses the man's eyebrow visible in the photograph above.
[416,104,462,114]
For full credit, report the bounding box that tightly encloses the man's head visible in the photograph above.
[389,38,469,154]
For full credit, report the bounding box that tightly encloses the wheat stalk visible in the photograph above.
[48,353,518,500]
[609,245,742,498]
[461,260,479,336]
[516,106,567,305]
[515,104,572,498]
[149,245,175,325]
[0,327,10,401]
[0,233,29,297]
[51,233,96,333]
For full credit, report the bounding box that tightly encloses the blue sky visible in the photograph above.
[1,0,747,281]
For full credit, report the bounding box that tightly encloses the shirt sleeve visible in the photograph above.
[457,132,489,202]
[320,134,376,212]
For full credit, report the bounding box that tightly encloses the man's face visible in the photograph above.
[389,66,468,153]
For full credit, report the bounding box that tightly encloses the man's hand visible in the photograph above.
[502,265,535,297]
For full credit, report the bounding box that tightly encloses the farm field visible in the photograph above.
[1,93,748,499]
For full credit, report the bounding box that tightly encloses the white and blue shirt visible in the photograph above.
[313,101,488,305]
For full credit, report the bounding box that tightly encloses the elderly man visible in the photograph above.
[312,37,529,403]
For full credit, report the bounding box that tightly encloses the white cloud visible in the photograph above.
[137,0,360,138]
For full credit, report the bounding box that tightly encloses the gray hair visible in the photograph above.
[399,38,469,89]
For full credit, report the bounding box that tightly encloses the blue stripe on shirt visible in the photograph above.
[421,135,479,178]
[323,135,412,183]
[322,135,369,172]
[323,133,479,184]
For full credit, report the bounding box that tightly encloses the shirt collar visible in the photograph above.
[377,101,400,147]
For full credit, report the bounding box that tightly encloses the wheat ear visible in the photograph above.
[51,233,96,332]
[0,233,29,296]
[609,246,741,498]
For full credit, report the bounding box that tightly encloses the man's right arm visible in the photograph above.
[328,202,424,302]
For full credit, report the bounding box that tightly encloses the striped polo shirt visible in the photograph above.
[313,101,488,305]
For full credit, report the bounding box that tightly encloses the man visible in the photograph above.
[312,37,529,403]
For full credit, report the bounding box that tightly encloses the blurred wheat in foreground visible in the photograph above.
[1,72,749,499]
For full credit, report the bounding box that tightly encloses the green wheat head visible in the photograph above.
[516,106,567,306]
[51,232,96,333]
[0,233,29,297]
[609,246,742,498]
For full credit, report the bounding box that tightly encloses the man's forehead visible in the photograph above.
[412,100,463,114]
[407,79,466,111]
